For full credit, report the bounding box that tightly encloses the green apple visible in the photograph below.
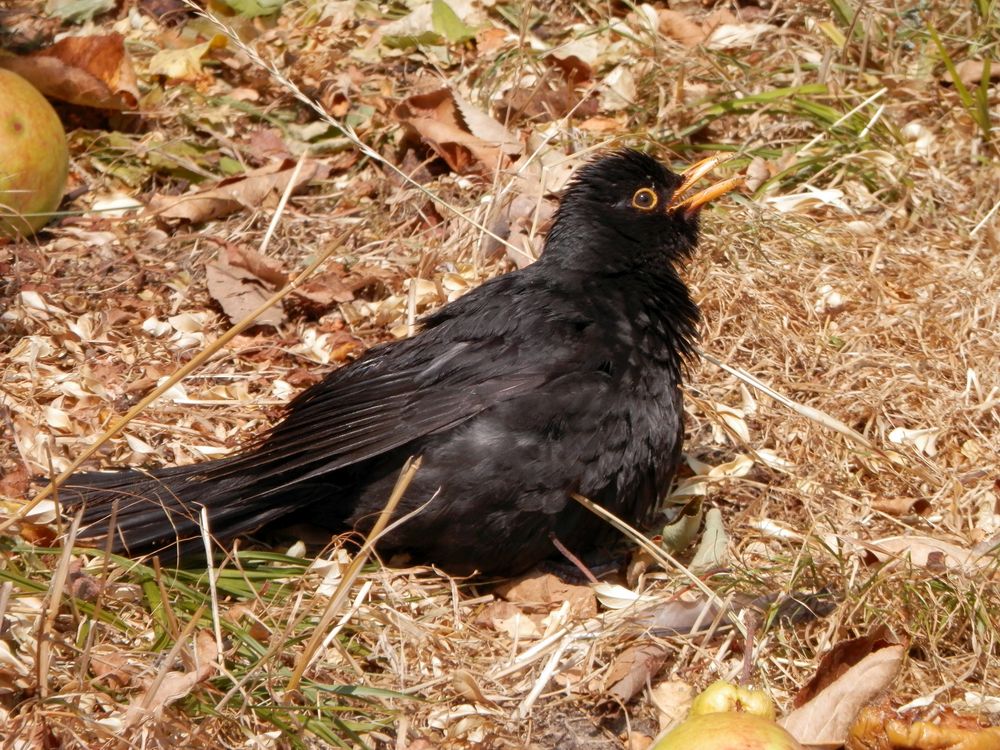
[690,680,777,721]
[0,68,69,237]
[652,711,803,750]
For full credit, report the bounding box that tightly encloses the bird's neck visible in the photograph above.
[534,245,700,362]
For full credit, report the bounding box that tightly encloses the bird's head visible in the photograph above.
[543,149,742,273]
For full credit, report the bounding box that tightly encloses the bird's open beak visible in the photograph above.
[669,155,744,216]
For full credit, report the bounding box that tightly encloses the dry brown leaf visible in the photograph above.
[395,88,519,174]
[206,246,285,327]
[494,571,597,619]
[472,599,521,630]
[649,679,695,734]
[89,649,135,688]
[452,670,499,708]
[0,34,139,109]
[855,535,982,570]
[603,642,670,706]
[657,9,710,47]
[948,59,1000,88]
[68,559,104,601]
[0,464,30,497]
[475,27,511,56]
[148,159,325,223]
[871,497,931,517]
[224,243,288,288]
[124,630,218,729]
[781,627,905,747]
[578,116,623,133]
[545,37,598,83]
[292,271,356,311]
[794,626,901,707]
[495,82,594,124]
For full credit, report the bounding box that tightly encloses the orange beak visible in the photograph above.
[668,155,743,216]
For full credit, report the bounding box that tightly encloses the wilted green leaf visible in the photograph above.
[689,508,729,574]
[382,31,444,49]
[431,0,476,44]
[45,0,114,22]
[219,0,286,17]
[660,498,704,553]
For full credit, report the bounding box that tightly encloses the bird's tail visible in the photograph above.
[59,456,323,559]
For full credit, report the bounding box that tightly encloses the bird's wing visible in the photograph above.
[208,279,583,487]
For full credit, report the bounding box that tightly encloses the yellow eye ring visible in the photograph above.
[631,187,658,211]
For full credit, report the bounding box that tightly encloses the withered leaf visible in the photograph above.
[149,159,326,224]
[206,245,285,327]
[0,33,139,109]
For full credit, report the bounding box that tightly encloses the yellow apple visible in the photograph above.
[0,68,69,237]
[652,712,803,750]
[690,680,778,721]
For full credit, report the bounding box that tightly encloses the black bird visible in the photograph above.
[62,150,741,576]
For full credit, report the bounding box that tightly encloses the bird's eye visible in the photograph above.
[631,187,658,211]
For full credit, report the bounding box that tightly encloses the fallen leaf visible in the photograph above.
[395,88,520,174]
[472,599,521,630]
[604,642,670,706]
[475,27,511,56]
[220,0,286,18]
[222,243,288,288]
[946,59,1000,88]
[888,426,941,457]
[292,271,356,311]
[592,582,657,610]
[124,630,218,728]
[688,507,728,574]
[781,627,905,747]
[431,0,476,44]
[206,246,285,327]
[546,37,598,83]
[494,610,542,639]
[657,9,708,47]
[763,187,852,214]
[45,0,114,22]
[0,33,139,109]
[89,649,135,688]
[649,679,695,734]
[148,159,325,223]
[660,498,703,553]
[600,64,637,111]
[577,115,622,133]
[68,559,105,601]
[871,497,931,517]
[706,23,774,50]
[147,40,215,80]
[452,670,499,708]
[495,571,597,619]
[854,535,983,570]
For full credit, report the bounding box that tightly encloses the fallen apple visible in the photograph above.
[0,68,69,237]
[691,679,777,721]
[652,711,804,750]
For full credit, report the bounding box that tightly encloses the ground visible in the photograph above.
[0,0,998,748]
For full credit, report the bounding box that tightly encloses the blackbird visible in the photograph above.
[62,149,741,575]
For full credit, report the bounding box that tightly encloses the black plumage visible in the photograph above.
[62,149,738,575]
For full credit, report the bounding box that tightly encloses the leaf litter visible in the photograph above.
[0,0,999,747]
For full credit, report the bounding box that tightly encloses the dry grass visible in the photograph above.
[1,0,998,747]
